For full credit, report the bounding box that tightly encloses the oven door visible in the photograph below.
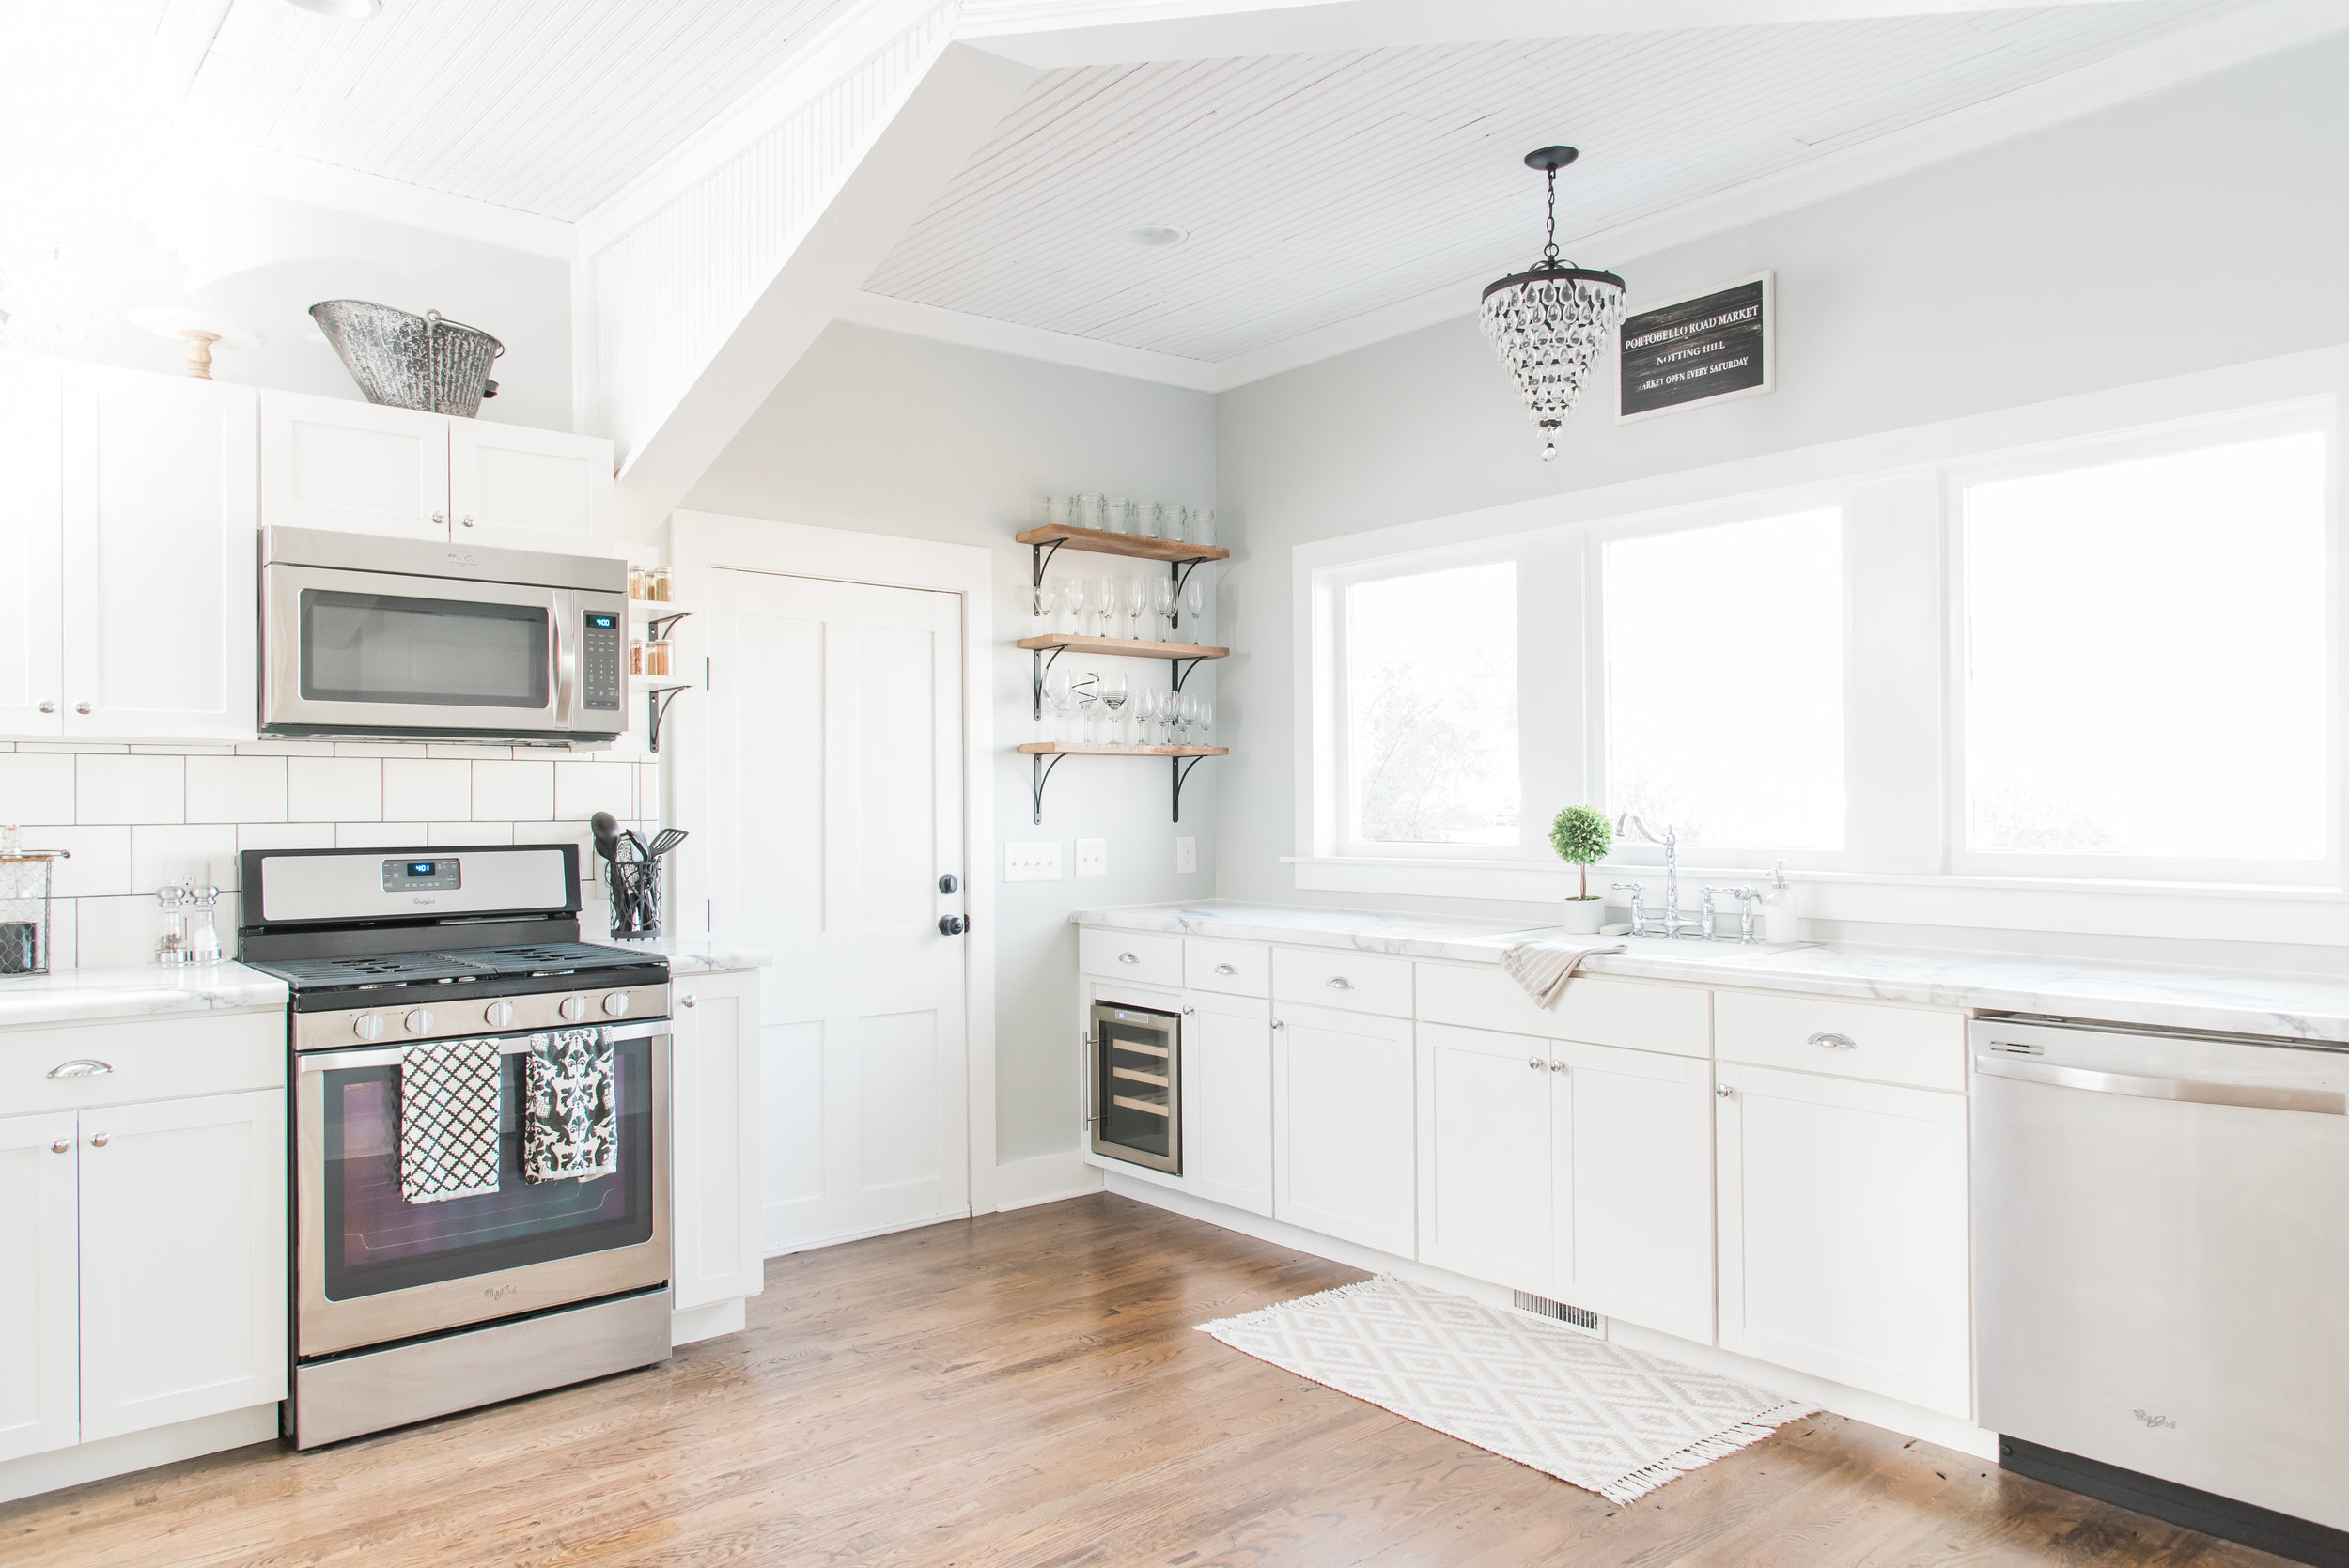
[294,1021,669,1358]
[262,562,617,739]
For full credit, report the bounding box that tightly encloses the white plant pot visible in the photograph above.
[1559,896,1607,935]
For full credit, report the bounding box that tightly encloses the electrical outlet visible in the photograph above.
[1075,838,1108,877]
[1003,841,1061,882]
[1175,836,1197,874]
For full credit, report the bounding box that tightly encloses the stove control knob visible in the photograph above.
[403,1009,436,1035]
[352,1013,386,1041]
[484,1001,516,1029]
[601,991,631,1017]
[558,995,590,1024]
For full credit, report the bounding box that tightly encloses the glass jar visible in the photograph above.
[629,638,647,675]
[644,638,673,678]
[649,567,673,602]
[628,565,650,600]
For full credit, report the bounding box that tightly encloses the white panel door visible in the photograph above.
[671,970,766,1308]
[1181,989,1272,1217]
[0,1110,78,1463]
[259,390,450,540]
[1416,1021,1551,1295]
[1717,1063,1970,1416]
[447,420,614,555]
[78,1090,288,1441]
[1273,1002,1415,1257]
[707,569,967,1253]
[0,354,64,737]
[61,365,257,740]
[1555,1039,1715,1343]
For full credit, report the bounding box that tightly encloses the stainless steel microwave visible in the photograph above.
[260,527,627,744]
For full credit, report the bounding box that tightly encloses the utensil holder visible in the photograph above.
[607,857,662,939]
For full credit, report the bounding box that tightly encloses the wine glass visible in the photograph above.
[1183,571,1206,629]
[1098,673,1129,743]
[1072,675,1099,742]
[1130,691,1159,746]
[1122,577,1149,640]
[1034,578,1063,637]
[1090,579,1116,640]
[1193,698,1213,742]
[1150,578,1176,641]
[1042,668,1074,741]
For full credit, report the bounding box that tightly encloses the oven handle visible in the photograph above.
[297,1018,673,1073]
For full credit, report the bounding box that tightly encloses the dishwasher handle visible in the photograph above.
[1975,1051,2347,1116]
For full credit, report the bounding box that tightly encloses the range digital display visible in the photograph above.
[381,858,461,893]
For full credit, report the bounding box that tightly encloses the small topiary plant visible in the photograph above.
[1548,805,1612,901]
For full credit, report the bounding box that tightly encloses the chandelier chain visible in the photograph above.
[1544,166,1559,263]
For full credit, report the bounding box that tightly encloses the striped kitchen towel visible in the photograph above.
[1502,939,1626,1008]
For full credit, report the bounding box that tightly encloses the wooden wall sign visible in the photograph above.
[1617,272,1774,421]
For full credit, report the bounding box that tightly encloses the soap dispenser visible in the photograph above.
[1762,861,1803,945]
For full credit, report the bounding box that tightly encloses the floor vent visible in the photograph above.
[1512,1291,1605,1337]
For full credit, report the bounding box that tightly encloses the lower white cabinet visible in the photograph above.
[0,1110,77,1464]
[670,970,765,1311]
[1182,990,1272,1217]
[1273,1002,1414,1256]
[1417,1023,1552,1296]
[1717,1063,1970,1416]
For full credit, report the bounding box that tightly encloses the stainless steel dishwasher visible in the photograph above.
[1972,1015,2349,1564]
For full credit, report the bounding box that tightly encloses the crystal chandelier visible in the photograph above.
[1480,147,1626,462]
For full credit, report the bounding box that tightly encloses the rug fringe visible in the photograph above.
[1595,1401,1820,1504]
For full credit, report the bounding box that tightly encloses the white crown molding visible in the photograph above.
[205,143,577,260]
[837,291,1220,388]
[1209,0,2349,390]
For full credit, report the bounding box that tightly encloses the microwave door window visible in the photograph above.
[302,591,550,708]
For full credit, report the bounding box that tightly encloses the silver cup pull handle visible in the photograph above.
[1213,963,1237,976]
[1326,976,1352,990]
[48,1059,114,1079]
[1809,1032,1858,1050]
[1117,952,1139,964]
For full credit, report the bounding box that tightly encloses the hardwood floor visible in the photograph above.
[2,1194,2285,1567]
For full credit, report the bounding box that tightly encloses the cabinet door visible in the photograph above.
[78,1090,287,1441]
[61,366,258,740]
[1273,1002,1415,1257]
[1182,990,1272,1217]
[1417,1022,1550,1294]
[0,354,64,736]
[1555,1039,1714,1343]
[448,421,615,555]
[0,1110,78,1463]
[671,971,765,1310]
[1717,1063,1969,1416]
[259,390,450,540]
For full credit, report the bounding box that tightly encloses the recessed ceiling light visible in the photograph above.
[1123,225,1187,248]
[279,0,382,18]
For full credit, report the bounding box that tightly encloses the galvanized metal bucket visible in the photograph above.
[309,300,505,418]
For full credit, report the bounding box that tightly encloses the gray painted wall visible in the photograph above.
[685,321,1220,1164]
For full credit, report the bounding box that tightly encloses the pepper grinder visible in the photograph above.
[156,883,190,965]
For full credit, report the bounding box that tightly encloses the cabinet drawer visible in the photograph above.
[1080,928,1182,988]
[1,1011,283,1113]
[1273,947,1412,1017]
[1415,963,1711,1060]
[1185,939,1270,998]
[1715,989,1964,1092]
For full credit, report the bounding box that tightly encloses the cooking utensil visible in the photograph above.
[590,813,621,862]
[646,829,688,858]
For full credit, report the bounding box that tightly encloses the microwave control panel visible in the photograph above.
[581,611,622,710]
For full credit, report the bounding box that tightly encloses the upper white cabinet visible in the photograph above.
[1273,1002,1415,1257]
[261,389,614,554]
[0,356,64,737]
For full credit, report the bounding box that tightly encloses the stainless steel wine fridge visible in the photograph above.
[1090,1001,1180,1174]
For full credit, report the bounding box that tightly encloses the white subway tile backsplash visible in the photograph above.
[0,753,79,824]
[474,760,553,821]
[553,759,631,820]
[188,756,288,824]
[383,759,474,821]
[76,893,162,968]
[45,826,132,897]
[132,824,241,893]
[239,822,335,853]
[77,754,184,825]
[20,742,131,754]
[426,743,513,760]
[289,758,383,822]
[333,743,417,757]
[236,740,335,756]
[335,822,427,849]
[132,743,232,755]
[432,821,511,846]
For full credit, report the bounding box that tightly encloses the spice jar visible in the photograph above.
[628,565,650,600]
[649,567,673,602]
[644,638,672,678]
[629,638,647,675]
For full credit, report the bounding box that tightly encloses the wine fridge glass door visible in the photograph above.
[1092,1001,1180,1175]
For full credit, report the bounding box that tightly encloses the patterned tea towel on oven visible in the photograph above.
[398,1037,505,1203]
[524,1028,618,1184]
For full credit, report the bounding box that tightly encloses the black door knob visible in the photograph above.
[939,915,968,936]
[938,874,959,894]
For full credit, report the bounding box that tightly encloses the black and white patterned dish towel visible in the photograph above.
[398,1037,505,1203]
[524,1028,617,1184]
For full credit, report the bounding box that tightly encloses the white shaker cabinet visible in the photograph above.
[0,1110,79,1464]
[449,419,615,554]
[0,357,65,737]
[1417,1022,1551,1296]
[1554,1039,1715,1344]
[260,391,450,540]
[1179,990,1273,1218]
[1716,1063,1970,1417]
[1273,1003,1415,1257]
[670,970,765,1312]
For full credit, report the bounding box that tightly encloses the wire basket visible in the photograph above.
[309,300,505,418]
[0,849,67,975]
[606,858,661,939]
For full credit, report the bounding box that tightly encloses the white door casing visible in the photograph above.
[259,390,450,541]
[0,1110,78,1463]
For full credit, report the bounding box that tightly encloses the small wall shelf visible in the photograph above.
[1017,633,1228,719]
[1016,742,1227,825]
[1017,524,1228,634]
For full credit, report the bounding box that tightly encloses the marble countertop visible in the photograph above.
[1070,901,2349,1045]
[0,962,289,1031]
[614,936,770,975]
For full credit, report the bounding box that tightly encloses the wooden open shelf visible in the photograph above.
[1017,743,1226,756]
[1015,525,1228,564]
[1016,634,1228,660]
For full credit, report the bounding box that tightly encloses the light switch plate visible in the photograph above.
[1003,841,1061,881]
[1175,836,1197,874]
[1075,838,1108,877]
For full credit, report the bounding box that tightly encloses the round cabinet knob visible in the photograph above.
[679,994,696,1009]
[1527,1057,1545,1070]
[38,700,54,714]
[352,1014,386,1041]
[89,1132,111,1148]
[1550,1060,1569,1072]
[484,1001,516,1029]
[460,515,476,529]
[403,1009,435,1034]
[559,996,590,1023]
[601,991,630,1017]
[1716,1085,1735,1098]
[50,1137,70,1155]
[74,702,91,715]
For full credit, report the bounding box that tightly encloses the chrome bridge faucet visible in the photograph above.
[1611,815,1762,942]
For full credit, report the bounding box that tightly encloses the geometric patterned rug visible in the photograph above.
[1199,1274,1815,1503]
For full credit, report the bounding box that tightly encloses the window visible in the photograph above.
[1344,561,1520,846]
[1604,510,1845,848]
[1959,431,2329,866]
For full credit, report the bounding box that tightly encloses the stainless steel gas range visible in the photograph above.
[239,843,674,1449]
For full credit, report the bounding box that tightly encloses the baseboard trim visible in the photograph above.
[671,1296,747,1347]
[2001,1436,2349,1567]
[763,1207,973,1257]
[0,1405,280,1506]
[1101,1171,1999,1462]
[994,1148,1105,1211]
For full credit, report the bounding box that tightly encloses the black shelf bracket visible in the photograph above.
[1172,753,1213,823]
[1031,751,1069,825]
[1170,654,1208,691]
[645,683,691,753]
[1029,539,1068,616]
[644,610,692,639]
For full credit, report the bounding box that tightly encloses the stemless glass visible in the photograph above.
[1122,577,1149,639]
[1098,673,1129,743]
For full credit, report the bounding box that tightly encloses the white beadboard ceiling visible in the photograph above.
[864,0,2256,362]
[169,0,862,221]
